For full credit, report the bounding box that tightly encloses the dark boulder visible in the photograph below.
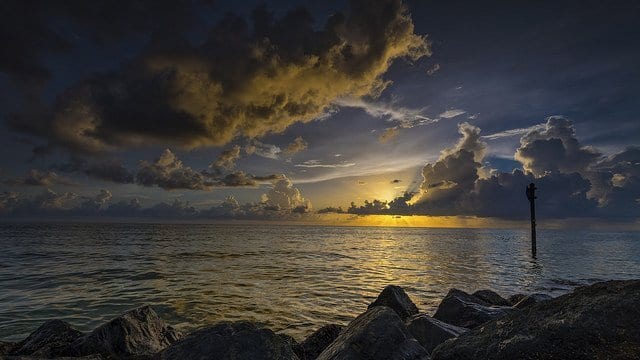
[368,285,419,320]
[64,306,181,359]
[9,320,82,358]
[294,324,343,360]
[507,293,527,305]
[316,307,429,360]
[154,321,299,360]
[433,289,515,328]
[512,293,552,309]
[4,356,103,359]
[1,341,15,356]
[471,290,511,306]
[406,314,468,354]
[432,280,640,360]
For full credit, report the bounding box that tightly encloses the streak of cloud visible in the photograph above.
[295,160,357,168]
[482,123,546,140]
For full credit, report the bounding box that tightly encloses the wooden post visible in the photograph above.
[526,183,537,258]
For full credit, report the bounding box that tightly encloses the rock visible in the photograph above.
[154,321,298,360]
[431,279,640,359]
[294,324,343,360]
[4,356,103,359]
[64,306,181,359]
[1,341,15,356]
[316,307,429,360]
[405,314,468,354]
[1,342,15,358]
[507,293,527,305]
[471,290,511,306]
[368,285,420,320]
[9,320,83,358]
[512,293,553,309]
[432,289,515,328]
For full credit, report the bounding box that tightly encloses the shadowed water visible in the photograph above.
[1,223,639,341]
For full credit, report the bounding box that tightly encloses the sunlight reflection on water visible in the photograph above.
[0,223,639,341]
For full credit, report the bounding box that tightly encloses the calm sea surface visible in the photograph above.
[1,223,639,341]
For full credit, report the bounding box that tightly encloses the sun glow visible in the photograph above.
[312,214,522,228]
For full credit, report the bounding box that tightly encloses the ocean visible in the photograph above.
[1,223,639,341]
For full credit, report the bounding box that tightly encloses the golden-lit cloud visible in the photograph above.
[20,0,429,153]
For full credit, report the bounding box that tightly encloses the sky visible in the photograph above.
[0,0,639,226]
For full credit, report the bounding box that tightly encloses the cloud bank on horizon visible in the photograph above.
[2,117,638,221]
[344,117,639,220]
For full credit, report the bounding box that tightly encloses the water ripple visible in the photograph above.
[0,223,639,342]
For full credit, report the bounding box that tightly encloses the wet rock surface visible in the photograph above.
[3,280,639,360]
[507,293,527,305]
[316,307,429,360]
[368,285,420,320]
[9,320,82,358]
[294,324,343,360]
[405,314,468,354]
[154,321,298,360]
[63,306,181,359]
[472,290,511,307]
[432,280,640,360]
[512,293,553,309]
[433,289,515,328]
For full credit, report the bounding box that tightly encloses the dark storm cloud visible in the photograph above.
[515,116,601,176]
[211,145,242,172]
[8,0,429,154]
[136,149,214,191]
[137,149,284,190]
[347,118,640,220]
[0,0,203,87]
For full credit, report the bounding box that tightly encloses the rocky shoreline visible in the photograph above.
[1,279,639,359]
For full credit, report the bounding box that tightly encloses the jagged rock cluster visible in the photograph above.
[1,280,639,359]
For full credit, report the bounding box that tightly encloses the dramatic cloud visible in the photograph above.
[409,122,485,207]
[211,145,242,172]
[346,118,640,220]
[261,177,312,213]
[137,149,283,190]
[0,0,201,86]
[4,169,76,187]
[137,149,214,191]
[11,0,429,154]
[284,136,308,155]
[440,122,487,162]
[515,116,601,176]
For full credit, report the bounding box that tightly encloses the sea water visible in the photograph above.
[1,223,639,341]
